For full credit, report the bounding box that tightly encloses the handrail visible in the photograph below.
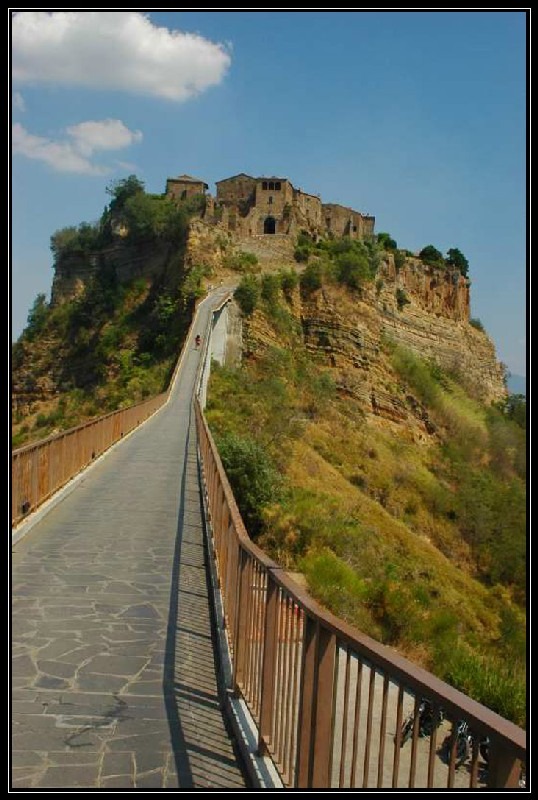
[11,290,208,528]
[194,305,526,789]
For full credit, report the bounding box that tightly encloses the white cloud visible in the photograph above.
[12,119,143,175]
[66,119,142,157]
[12,11,231,101]
[13,91,26,111]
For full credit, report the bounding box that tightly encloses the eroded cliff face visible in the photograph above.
[32,219,506,436]
[242,254,506,443]
[51,239,178,305]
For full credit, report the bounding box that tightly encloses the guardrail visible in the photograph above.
[11,394,167,527]
[11,289,219,528]
[195,375,526,788]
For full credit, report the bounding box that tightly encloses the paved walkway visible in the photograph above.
[11,292,248,789]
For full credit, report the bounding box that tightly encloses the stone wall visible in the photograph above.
[166,178,206,201]
[216,174,257,208]
[293,190,323,234]
[212,173,375,242]
[253,178,294,234]
[322,203,375,239]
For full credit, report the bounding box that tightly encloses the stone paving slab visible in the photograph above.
[11,292,247,789]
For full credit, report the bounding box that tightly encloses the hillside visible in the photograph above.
[12,178,208,447]
[205,265,526,726]
[11,175,526,727]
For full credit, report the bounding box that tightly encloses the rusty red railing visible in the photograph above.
[11,393,167,527]
[11,290,208,528]
[195,402,527,789]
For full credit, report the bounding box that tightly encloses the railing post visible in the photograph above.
[232,547,250,692]
[257,572,279,755]
[296,615,318,787]
[311,626,337,788]
[296,618,336,788]
[487,741,521,788]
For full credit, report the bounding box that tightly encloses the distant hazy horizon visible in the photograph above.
[507,373,526,396]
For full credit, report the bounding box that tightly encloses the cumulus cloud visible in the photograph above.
[13,91,26,111]
[66,119,143,156]
[12,119,143,175]
[12,11,231,101]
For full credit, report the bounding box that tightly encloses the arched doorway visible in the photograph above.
[264,216,276,234]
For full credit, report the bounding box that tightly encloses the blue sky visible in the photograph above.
[11,10,527,376]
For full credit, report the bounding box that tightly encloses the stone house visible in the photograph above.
[167,171,375,240]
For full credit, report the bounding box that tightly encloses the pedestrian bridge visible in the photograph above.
[11,290,526,790]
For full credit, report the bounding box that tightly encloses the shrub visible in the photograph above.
[336,250,372,290]
[377,232,397,250]
[294,245,310,263]
[24,294,50,341]
[234,275,260,316]
[279,269,299,300]
[394,250,406,272]
[469,317,485,332]
[435,643,526,727]
[224,250,259,273]
[261,273,281,305]
[419,245,445,268]
[446,247,469,277]
[217,432,281,537]
[297,231,314,247]
[300,262,323,295]
[396,288,411,311]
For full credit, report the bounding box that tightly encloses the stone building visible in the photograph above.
[167,171,375,240]
[166,174,209,202]
[323,203,375,239]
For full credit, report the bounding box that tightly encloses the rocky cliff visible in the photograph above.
[18,213,505,441]
[51,238,177,305]
[241,254,505,443]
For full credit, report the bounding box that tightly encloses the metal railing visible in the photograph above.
[195,402,526,789]
[11,393,167,527]
[11,291,204,528]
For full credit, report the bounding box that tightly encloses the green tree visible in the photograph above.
[446,247,469,277]
[235,275,260,315]
[24,293,49,341]
[261,274,281,305]
[377,232,397,250]
[419,245,445,267]
[76,222,101,252]
[300,262,323,295]
[50,226,80,260]
[279,269,299,300]
[336,250,372,290]
[106,175,145,213]
[217,432,281,537]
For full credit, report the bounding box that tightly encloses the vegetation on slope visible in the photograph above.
[205,274,526,726]
[12,176,207,447]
